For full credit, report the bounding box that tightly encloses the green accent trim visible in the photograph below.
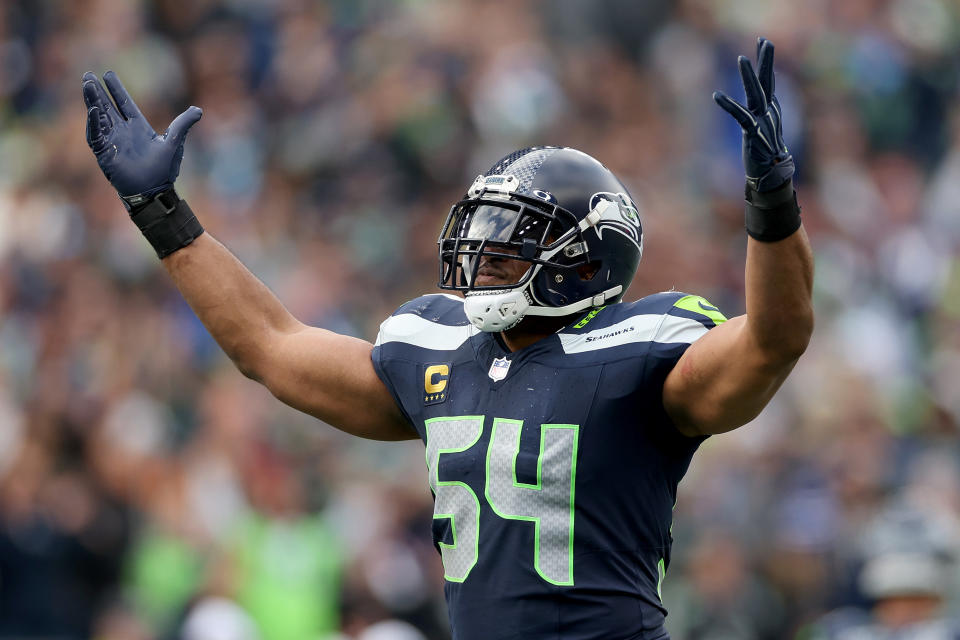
[673,295,727,325]
[573,306,606,329]
[565,424,579,586]
[670,496,677,535]
[425,416,484,583]
[484,419,579,586]
[657,557,666,601]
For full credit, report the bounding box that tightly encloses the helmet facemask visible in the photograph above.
[440,195,585,287]
[438,174,621,332]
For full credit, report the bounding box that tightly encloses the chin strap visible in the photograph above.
[461,204,618,332]
[523,285,622,317]
[463,284,623,332]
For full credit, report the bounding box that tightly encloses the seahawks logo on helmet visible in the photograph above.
[590,192,642,250]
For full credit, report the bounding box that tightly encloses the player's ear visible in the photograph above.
[576,261,600,281]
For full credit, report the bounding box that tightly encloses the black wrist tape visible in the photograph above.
[744,179,801,242]
[128,188,204,258]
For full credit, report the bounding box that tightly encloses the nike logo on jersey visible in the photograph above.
[672,294,728,326]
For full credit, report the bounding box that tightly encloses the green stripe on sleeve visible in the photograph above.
[673,295,727,325]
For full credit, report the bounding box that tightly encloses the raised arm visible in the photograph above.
[663,38,814,436]
[162,234,413,440]
[81,71,413,441]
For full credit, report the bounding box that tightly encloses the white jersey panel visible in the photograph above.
[376,312,478,351]
[558,313,708,354]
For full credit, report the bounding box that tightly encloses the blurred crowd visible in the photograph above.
[2,0,960,638]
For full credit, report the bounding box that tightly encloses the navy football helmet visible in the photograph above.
[438,146,643,331]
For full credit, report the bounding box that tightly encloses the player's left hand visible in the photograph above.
[82,70,202,207]
[713,37,794,193]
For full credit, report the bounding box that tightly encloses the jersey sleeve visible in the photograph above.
[370,329,418,433]
[370,294,475,439]
[642,293,728,448]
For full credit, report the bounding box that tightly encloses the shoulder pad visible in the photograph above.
[376,294,477,351]
[647,292,728,344]
[557,292,725,354]
[664,293,728,328]
[615,291,727,326]
[625,291,725,318]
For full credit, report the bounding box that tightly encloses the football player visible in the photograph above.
[81,37,812,640]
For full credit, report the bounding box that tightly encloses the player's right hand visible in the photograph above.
[82,71,202,207]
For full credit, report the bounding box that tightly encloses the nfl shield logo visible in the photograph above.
[488,357,512,382]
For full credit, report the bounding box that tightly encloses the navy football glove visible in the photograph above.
[713,37,794,193]
[82,71,202,208]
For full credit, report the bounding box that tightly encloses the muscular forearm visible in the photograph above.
[666,37,814,436]
[162,233,301,379]
[79,72,413,440]
[744,224,814,360]
[162,232,412,440]
[664,226,813,436]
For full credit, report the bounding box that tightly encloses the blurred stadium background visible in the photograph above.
[2,0,960,638]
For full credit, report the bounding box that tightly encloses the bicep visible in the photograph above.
[258,323,417,441]
[662,315,797,437]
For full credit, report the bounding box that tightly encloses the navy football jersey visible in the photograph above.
[371,292,725,640]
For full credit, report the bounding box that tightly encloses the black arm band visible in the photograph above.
[744,179,802,242]
[127,188,204,259]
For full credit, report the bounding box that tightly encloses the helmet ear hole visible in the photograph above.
[577,261,601,281]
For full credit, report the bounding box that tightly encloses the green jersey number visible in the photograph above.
[425,416,579,585]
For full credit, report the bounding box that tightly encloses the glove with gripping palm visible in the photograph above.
[82,70,204,257]
[713,37,801,242]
